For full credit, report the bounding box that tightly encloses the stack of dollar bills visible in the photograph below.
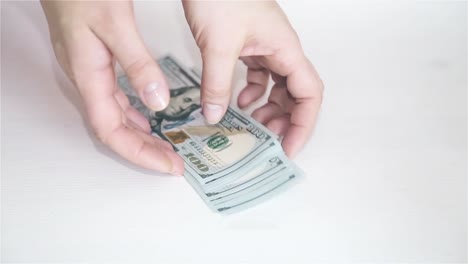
[118,56,302,213]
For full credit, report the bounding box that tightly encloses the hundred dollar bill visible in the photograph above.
[183,154,291,206]
[210,166,294,205]
[216,176,298,213]
[212,169,300,213]
[118,55,302,213]
[205,154,290,195]
[119,56,281,185]
[182,161,299,213]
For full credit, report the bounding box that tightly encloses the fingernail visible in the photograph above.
[143,82,167,111]
[203,103,223,124]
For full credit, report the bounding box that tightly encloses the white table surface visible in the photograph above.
[1,1,466,263]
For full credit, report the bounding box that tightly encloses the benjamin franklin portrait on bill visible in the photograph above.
[127,85,201,139]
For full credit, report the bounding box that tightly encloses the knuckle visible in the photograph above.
[124,57,153,80]
[310,75,325,102]
[202,85,229,101]
[91,15,119,36]
[201,40,238,59]
[89,4,129,34]
[251,108,262,121]
[132,141,146,160]
[279,52,302,75]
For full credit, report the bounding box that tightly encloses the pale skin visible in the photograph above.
[40,0,323,176]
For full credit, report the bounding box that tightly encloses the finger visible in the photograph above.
[271,72,287,86]
[240,56,263,69]
[155,138,176,152]
[125,107,152,133]
[132,127,175,152]
[200,46,239,124]
[84,77,182,175]
[91,3,170,112]
[113,86,131,109]
[104,123,184,175]
[126,118,149,134]
[281,58,323,157]
[267,83,294,113]
[251,102,285,125]
[113,82,174,155]
[66,28,183,175]
[266,115,290,137]
[114,89,151,133]
[238,67,270,108]
[124,123,173,152]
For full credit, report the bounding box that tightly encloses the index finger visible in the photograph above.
[280,57,323,157]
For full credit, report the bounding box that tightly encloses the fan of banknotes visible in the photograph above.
[118,55,303,213]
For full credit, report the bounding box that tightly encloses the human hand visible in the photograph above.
[41,1,184,175]
[182,1,323,157]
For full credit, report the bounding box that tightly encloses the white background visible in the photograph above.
[1,1,466,263]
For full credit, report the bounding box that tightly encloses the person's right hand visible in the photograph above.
[41,1,184,175]
[182,1,323,158]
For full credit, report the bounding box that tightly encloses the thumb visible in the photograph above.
[200,47,239,124]
[93,13,169,111]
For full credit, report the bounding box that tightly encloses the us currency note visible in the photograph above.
[205,154,290,196]
[118,55,301,213]
[214,171,299,213]
[182,154,290,203]
[119,56,281,185]
[210,167,294,205]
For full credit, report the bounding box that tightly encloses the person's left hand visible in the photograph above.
[41,1,184,175]
[182,1,324,158]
